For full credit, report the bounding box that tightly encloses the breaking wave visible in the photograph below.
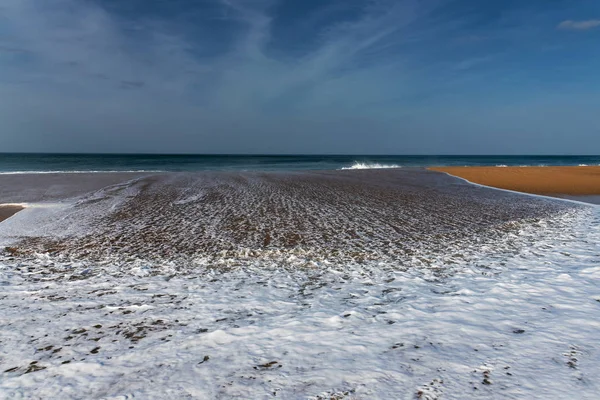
[340,162,401,170]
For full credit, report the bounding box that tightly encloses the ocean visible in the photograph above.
[0,153,599,173]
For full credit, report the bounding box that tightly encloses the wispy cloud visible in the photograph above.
[557,19,600,31]
[0,0,449,108]
[1,0,442,152]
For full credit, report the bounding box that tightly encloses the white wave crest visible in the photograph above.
[340,162,401,170]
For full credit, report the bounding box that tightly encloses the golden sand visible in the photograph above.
[429,166,600,196]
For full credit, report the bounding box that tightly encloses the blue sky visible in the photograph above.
[1,0,599,154]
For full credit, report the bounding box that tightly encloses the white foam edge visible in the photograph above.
[0,202,73,247]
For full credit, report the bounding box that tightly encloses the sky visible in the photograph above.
[1,0,599,154]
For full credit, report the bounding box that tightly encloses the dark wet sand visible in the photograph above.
[0,172,150,204]
[0,206,24,223]
[554,194,600,205]
[1,169,578,264]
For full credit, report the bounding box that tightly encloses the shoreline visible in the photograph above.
[2,166,599,210]
[429,166,600,202]
[0,205,24,223]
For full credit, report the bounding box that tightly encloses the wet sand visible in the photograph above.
[429,166,600,200]
[0,170,576,265]
[0,172,150,204]
[0,206,24,223]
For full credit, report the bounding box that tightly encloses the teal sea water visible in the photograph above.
[0,154,599,173]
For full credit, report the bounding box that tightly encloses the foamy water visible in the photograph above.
[0,170,598,399]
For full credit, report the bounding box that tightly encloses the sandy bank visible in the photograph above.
[429,166,600,197]
[0,205,24,223]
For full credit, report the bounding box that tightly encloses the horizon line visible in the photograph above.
[1,153,599,157]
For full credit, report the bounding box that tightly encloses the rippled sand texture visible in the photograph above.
[3,169,575,272]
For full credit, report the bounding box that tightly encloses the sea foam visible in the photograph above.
[0,202,597,399]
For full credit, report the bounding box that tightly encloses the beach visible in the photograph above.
[429,166,600,199]
[1,169,599,399]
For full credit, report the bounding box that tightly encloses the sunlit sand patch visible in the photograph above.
[429,166,600,198]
